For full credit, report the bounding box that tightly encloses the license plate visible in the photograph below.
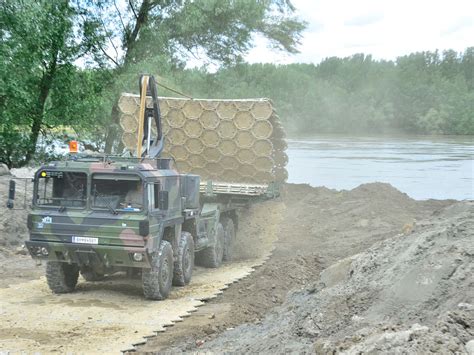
[72,236,98,245]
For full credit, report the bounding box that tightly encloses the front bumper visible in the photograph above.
[25,240,150,268]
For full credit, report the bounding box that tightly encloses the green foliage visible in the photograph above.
[163,49,473,136]
[83,0,306,152]
[92,0,305,68]
[0,0,111,167]
[1,0,306,163]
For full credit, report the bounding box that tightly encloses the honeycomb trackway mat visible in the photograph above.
[118,94,288,183]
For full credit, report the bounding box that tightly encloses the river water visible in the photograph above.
[286,136,473,200]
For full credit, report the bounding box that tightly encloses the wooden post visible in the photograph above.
[136,76,149,157]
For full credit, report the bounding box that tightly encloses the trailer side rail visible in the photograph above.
[200,181,279,198]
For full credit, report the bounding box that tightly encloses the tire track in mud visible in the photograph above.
[0,201,284,353]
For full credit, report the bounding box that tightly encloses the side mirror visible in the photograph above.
[7,180,15,209]
[158,190,169,210]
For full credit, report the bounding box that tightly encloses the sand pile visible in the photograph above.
[197,200,473,353]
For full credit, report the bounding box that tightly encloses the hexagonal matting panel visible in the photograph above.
[236,149,256,165]
[166,99,185,109]
[167,128,187,146]
[234,111,255,130]
[203,147,221,163]
[200,100,219,111]
[186,138,205,154]
[253,140,273,157]
[120,114,138,133]
[188,154,207,169]
[118,94,288,184]
[235,131,255,149]
[182,100,203,119]
[252,101,273,120]
[183,120,203,138]
[170,145,189,161]
[200,110,220,130]
[118,95,137,115]
[216,102,238,119]
[201,130,220,148]
[217,121,237,139]
[252,121,273,139]
[218,140,239,157]
[167,109,186,128]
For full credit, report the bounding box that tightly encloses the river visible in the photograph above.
[286,135,474,200]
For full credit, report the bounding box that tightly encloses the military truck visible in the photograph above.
[7,75,286,300]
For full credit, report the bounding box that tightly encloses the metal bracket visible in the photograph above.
[205,180,216,197]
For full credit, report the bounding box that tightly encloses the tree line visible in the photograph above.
[172,49,473,136]
[1,1,472,168]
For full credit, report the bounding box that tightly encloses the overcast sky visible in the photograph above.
[246,0,474,64]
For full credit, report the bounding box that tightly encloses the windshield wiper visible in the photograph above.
[93,188,117,215]
[103,199,117,215]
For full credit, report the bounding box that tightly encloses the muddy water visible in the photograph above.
[287,135,473,200]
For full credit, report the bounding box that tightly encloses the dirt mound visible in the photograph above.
[277,182,450,265]
[196,201,473,353]
[137,183,455,352]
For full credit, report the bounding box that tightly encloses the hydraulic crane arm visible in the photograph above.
[137,75,163,159]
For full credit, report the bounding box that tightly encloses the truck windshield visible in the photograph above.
[91,174,144,212]
[36,171,87,208]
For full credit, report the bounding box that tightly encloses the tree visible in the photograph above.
[0,0,109,167]
[1,0,306,164]
[84,0,306,151]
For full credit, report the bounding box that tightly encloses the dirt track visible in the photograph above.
[1,172,472,353]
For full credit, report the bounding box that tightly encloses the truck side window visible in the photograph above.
[153,182,161,209]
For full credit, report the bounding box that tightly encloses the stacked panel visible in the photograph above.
[118,94,288,184]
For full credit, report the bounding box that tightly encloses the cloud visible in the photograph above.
[344,13,384,27]
[441,16,474,35]
[307,21,325,33]
[244,0,474,65]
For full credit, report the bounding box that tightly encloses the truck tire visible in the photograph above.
[142,241,174,300]
[80,269,105,282]
[173,232,195,286]
[46,261,79,293]
[197,222,225,268]
[222,217,235,261]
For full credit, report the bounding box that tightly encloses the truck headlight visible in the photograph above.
[132,253,144,262]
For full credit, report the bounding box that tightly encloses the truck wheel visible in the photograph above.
[222,217,235,261]
[142,241,174,300]
[173,232,195,286]
[80,269,105,282]
[46,261,79,293]
[197,222,225,268]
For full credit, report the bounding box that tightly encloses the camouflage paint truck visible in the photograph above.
[7,75,286,300]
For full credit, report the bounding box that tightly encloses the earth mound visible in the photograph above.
[196,200,473,353]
